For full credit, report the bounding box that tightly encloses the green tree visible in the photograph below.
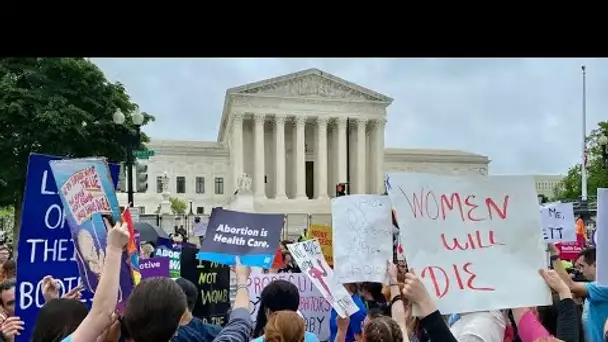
[169,197,187,215]
[553,121,608,201]
[0,58,155,243]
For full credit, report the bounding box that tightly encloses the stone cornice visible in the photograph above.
[147,140,229,157]
[384,148,490,165]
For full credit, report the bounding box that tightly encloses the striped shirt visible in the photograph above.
[212,308,252,342]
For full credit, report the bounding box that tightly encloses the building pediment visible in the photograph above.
[227,68,393,103]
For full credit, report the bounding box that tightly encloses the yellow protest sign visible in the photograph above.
[309,224,333,266]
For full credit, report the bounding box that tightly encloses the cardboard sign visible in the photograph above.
[386,173,551,315]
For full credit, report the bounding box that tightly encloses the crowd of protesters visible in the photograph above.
[0,215,606,341]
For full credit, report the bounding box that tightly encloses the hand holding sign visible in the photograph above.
[106,220,130,250]
[1,317,24,338]
[402,271,436,317]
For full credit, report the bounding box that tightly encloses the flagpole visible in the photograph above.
[581,65,588,202]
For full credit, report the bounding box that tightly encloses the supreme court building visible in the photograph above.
[118,68,490,222]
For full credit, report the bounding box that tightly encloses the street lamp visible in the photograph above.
[113,108,145,207]
[599,134,608,168]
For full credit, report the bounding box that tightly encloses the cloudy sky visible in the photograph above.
[92,58,607,175]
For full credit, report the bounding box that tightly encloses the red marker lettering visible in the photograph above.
[399,188,511,222]
[421,263,495,298]
[441,230,503,251]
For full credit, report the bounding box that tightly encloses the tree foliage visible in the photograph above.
[0,58,155,237]
[554,121,608,201]
[169,197,187,215]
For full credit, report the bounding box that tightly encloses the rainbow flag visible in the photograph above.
[122,208,141,285]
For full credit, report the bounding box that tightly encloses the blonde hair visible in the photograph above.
[264,311,305,342]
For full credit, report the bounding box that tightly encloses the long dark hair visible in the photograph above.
[31,298,88,342]
[252,280,300,338]
[362,282,390,316]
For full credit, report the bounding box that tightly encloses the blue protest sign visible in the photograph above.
[15,154,119,342]
[197,208,283,268]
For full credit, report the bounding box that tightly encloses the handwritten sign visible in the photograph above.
[180,245,231,326]
[287,240,359,318]
[332,195,392,283]
[309,225,333,266]
[49,158,133,311]
[59,165,111,225]
[597,189,608,285]
[387,173,551,314]
[246,273,331,341]
[15,154,119,342]
[540,202,576,243]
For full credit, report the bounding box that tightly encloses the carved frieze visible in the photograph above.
[239,75,379,101]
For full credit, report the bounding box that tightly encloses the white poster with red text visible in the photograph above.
[386,173,551,315]
[288,240,359,318]
[246,273,331,341]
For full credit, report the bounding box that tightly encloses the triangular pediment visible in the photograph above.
[227,68,393,103]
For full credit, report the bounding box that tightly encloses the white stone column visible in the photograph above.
[253,113,266,198]
[336,117,348,186]
[231,114,244,191]
[356,118,367,194]
[375,118,386,193]
[316,117,328,198]
[274,115,287,200]
[295,116,307,199]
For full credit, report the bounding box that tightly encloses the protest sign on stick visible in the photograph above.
[540,202,576,243]
[387,173,551,315]
[596,189,608,285]
[15,154,119,342]
[287,240,359,318]
[246,272,331,341]
[332,194,392,283]
[197,208,284,268]
[49,158,135,310]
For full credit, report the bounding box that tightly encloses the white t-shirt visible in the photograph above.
[449,311,507,342]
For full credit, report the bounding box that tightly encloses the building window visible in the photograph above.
[196,206,204,215]
[139,206,146,214]
[214,177,224,195]
[156,176,163,194]
[195,177,205,194]
[176,176,186,194]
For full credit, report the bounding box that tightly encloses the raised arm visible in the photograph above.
[387,262,408,340]
[213,257,252,342]
[401,271,457,342]
[540,269,580,342]
[70,221,128,342]
[548,244,587,298]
